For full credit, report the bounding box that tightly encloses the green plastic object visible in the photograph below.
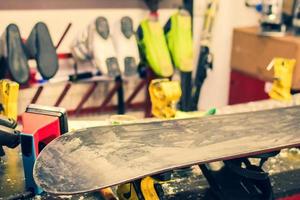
[139,19,174,77]
[166,10,193,72]
[206,108,216,116]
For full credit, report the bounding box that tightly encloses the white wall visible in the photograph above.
[0,1,260,114]
[196,0,260,109]
[0,9,175,53]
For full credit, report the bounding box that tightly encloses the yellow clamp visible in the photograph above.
[140,176,161,200]
[0,79,19,120]
[149,79,182,119]
[117,183,139,200]
[267,58,296,101]
[117,176,163,200]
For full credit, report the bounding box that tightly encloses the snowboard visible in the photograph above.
[34,106,300,194]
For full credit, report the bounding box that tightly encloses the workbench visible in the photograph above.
[2,98,300,199]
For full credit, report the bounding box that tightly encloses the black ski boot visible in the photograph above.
[0,24,29,84]
[25,22,58,80]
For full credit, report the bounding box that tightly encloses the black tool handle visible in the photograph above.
[116,76,125,114]
[143,0,159,12]
[191,46,211,111]
[7,190,34,200]
[69,72,93,82]
[0,116,17,129]
[0,125,20,156]
[179,71,192,111]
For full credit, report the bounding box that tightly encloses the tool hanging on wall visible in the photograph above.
[267,57,296,101]
[190,0,219,111]
[165,8,193,112]
[137,0,174,78]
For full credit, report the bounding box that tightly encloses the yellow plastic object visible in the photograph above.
[149,79,182,118]
[268,58,296,101]
[0,80,19,120]
[202,0,219,41]
[140,176,160,200]
[117,183,139,200]
[117,176,164,200]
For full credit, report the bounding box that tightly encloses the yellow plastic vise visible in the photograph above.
[0,79,19,120]
[149,79,182,118]
[268,58,296,101]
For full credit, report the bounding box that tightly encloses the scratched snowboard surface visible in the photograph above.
[34,106,300,194]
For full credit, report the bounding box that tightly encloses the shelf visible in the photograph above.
[0,0,182,10]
